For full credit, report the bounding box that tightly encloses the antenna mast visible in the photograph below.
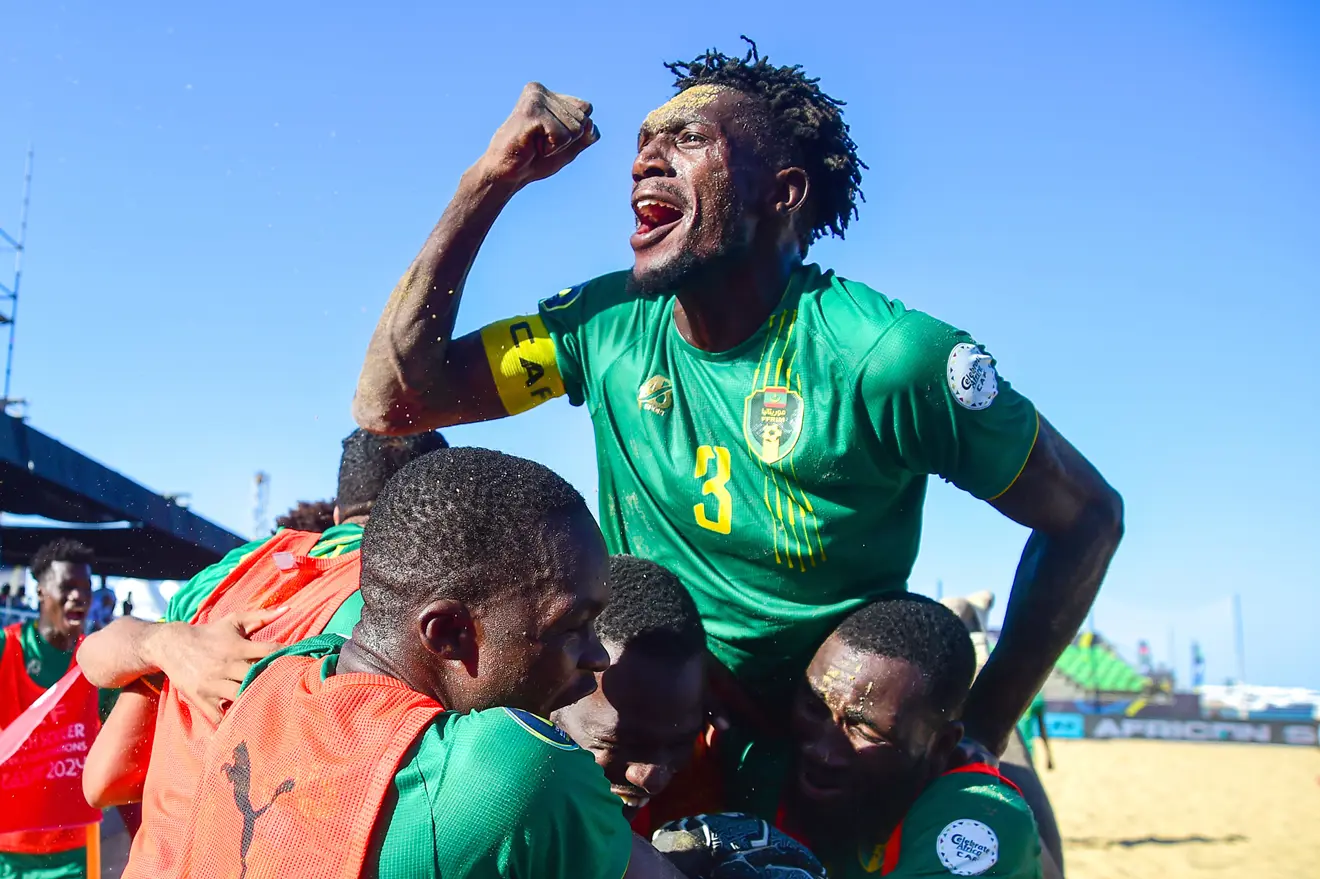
[0,148,33,413]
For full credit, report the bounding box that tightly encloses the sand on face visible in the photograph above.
[1037,739,1320,879]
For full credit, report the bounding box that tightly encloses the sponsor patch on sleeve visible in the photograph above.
[539,285,583,312]
[502,708,579,751]
[946,343,999,410]
[936,819,999,875]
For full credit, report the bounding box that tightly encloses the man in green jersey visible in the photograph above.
[0,539,96,879]
[671,594,1042,878]
[178,447,689,879]
[78,428,446,807]
[353,41,1124,774]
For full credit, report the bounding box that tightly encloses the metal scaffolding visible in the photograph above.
[0,148,32,413]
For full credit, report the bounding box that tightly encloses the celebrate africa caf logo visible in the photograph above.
[743,385,804,464]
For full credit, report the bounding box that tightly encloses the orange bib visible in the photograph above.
[126,531,362,879]
[177,652,441,879]
[0,624,99,855]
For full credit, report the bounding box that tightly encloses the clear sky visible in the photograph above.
[2,2,1316,688]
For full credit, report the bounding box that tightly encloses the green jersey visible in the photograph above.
[823,772,1042,879]
[0,623,73,690]
[534,264,1039,702]
[240,637,632,879]
[165,523,364,635]
[1016,694,1047,762]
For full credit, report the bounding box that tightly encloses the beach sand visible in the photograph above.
[1040,739,1320,879]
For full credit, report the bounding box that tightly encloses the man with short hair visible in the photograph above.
[353,40,1124,796]
[0,539,97,879]
[166,448,686,879]
[553,555,711,830]
[779,594,1041,877]
[79,428,446,876]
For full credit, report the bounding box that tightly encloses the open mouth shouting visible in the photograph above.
[631,190,686,250]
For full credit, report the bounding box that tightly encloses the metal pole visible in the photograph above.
[1233,593,1246,684]
[3,148,32,404]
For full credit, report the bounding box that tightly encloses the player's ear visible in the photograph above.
[931,719,964,764]
[332,505,342,526]
[418,600,477,670]
[773,166,809,218]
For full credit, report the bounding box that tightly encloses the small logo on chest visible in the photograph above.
[638,375,674,415]
[744,385,804,463]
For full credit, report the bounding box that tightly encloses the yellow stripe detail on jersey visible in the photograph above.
[987,411,1041,501]
[479,314,566,415]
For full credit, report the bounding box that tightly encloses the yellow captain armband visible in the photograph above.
[479,314,566,415]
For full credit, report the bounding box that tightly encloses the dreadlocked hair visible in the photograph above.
[664,36,866,249]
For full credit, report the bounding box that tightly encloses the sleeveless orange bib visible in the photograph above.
[0,624,99,855]
[125,531,363,879]
[177,652,441,879]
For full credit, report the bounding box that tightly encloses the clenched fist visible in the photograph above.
[478,82,600,190]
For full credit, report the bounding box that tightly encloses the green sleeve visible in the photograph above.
[537,271,642,411]
[889,775,1042,878]
[865,311,1039,500]
[165,536,272,623]
[372,707,632,879]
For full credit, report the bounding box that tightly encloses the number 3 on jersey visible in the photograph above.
[693,445,733,534]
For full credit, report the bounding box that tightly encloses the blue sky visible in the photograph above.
[2,2,1316,688]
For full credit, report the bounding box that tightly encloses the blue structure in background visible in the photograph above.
[0,414,242,580]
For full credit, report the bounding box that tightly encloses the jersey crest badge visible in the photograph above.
[502,708,579,751]
[936,819,999,875]
[947,343,999,411]
[638,375,674,415]
[743,385,804,464]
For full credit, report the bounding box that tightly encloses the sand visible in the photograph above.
[1039,739,1320,879]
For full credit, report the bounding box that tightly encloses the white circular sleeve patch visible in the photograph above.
[937,819,999,875]
[947,343,999,410]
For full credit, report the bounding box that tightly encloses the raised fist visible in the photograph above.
[478,82,599,190]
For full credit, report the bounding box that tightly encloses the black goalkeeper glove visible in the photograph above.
[652,813,827,879]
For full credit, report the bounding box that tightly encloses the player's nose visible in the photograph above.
[632,139,673,182]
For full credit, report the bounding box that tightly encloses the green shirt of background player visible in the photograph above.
[353,40,1124,763]
[77,429,446,810]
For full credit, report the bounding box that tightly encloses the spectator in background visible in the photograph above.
[121,594,134,619]
[273,499,337,533]
[86,587,117,635]
[0,538,99,879]
[1018,693,1054,771]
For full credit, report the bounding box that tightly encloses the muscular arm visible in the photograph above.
[83,682,157,808]
[962,416,1124,755]
[79,617,172,688]
[353,82,598,434]
[78,610,286,724]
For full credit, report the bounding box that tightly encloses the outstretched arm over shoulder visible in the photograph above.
[83,681,157,808]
